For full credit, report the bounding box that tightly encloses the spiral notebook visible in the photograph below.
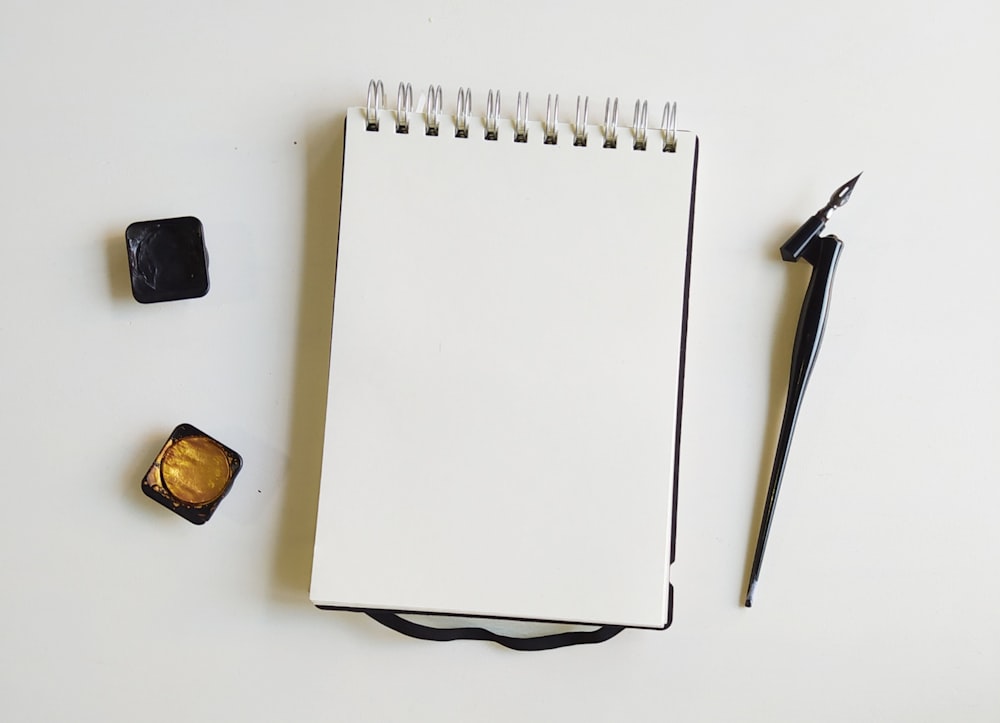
[310,81,699,630]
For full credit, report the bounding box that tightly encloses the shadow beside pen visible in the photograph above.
[271,118,344,604]
[741,232,812,606]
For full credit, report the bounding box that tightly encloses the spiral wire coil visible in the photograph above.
[456,87,472,138]
[574,95,589,147]
[425,85,442,136]
[364,80,679,153]
[365,79,384,130]
[514,92,529,143]
[396,83,413,133]
[485,89,500,140]
[543,94,559,145]
[661,102,677,152]
[632,99,648,151]
[603,97,619,148]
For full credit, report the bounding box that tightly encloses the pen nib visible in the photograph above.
[824,172,862,216]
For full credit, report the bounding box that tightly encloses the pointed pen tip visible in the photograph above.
[744,580,757,608]
[828,172,863,210]
[839,172,862,192]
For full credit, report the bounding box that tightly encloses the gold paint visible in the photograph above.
[160,436,232,505]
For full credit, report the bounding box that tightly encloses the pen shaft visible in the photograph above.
[745,235,843,607]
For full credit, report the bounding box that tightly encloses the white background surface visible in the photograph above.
[1,1,998,720]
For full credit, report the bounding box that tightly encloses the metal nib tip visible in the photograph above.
[826,172,862,212]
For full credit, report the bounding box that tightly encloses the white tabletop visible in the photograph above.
[2,1,998,720]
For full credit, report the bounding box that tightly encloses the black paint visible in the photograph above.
[125,216,209,303]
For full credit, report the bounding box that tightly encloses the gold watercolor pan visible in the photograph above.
[141,423,243,524]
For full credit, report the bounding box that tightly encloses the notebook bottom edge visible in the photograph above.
[312,602,670,631]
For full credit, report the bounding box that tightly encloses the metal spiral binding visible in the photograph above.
[366,79,384,131]
[632,99,648,150]
[363,80,678,152]
[574,96,589,146]
[456,87,471,138]
[514,92,529,143]
[425,85,442,136]
[485,90,500,140]
[661,101,677,152]
[544,94,559,145]
[396,83,413,134]
[603,97,619,148]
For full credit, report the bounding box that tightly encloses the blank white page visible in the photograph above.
[310,106,697,628]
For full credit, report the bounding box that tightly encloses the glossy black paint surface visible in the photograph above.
[125,216,209,303]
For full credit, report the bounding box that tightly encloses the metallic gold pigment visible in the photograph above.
[160,436,231,505]
[140,423,242,524]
